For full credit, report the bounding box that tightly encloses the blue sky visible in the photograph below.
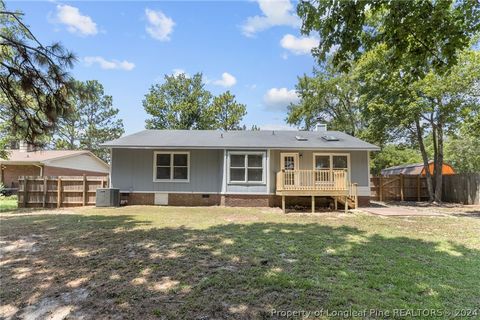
[9,0,318,134]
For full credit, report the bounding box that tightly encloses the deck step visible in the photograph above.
[333,196,357,210]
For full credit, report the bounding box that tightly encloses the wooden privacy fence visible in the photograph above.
[371,175,429,201]
[442,173,480,205]
[18,176,108,208]
[371,173,480,204]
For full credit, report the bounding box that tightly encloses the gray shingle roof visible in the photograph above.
[102,130,379,150]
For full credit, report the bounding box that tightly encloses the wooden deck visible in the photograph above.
[276,169,358,212]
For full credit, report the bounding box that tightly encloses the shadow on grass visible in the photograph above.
[455,210,480,218]
[0,214,479,319]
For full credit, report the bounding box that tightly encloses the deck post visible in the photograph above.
[344,195,348,214]
[281,196,286,213]
[334,197,338,210]
[311,196,315,213]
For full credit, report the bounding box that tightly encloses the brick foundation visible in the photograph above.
[122,193,154,205]
[168,193,221,206]
[357,196,370,207]
[120,193,371,208]
[221,194,272,207]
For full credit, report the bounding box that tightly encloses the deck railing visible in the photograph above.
[276,169,348,191]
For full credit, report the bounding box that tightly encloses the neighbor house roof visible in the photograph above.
[1,150,95,164]
[102,130,380,150]
[381,161,455,176]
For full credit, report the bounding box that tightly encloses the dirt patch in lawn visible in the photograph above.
[1,208,479,319]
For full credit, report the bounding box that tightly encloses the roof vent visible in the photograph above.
[295,135,308,141]
[322,135,339,141]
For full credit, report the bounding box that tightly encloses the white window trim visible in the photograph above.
[153,151,190,183]
[312,152,351,182]
[227,151,266,185]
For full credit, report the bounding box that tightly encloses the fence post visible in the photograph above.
[42,177,47,208]
[82,175,87,206]
[23,177,28,207]
[379,175,383,201]
[400,174,404,201]
[57,177,62,208]
[417,176,421,201]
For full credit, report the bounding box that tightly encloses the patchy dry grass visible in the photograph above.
[1,206,479,319]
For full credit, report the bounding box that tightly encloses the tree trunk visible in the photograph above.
[431,119,438,192]
[434,118,444,203]
[415,120,434,201]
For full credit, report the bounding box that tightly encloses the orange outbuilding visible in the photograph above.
[381,161,455,176]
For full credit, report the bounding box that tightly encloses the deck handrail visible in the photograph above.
[349,182,358,208]
[276,169,349,191]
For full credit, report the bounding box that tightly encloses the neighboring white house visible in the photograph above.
[0,148,109,189]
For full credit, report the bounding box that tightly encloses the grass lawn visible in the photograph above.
[0,196,17,212]
[1,206,479,319]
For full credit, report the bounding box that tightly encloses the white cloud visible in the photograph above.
[84,56,135,71]
[145,9,175,41]
[263,87,299,111]
[213,72,237,87]
[56,4,98,36]
[172,68,189,77]
[242,0,300,37]
[280,34,318,55]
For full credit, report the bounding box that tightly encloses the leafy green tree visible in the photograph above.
[370,145,422,175]
[298,0,480,75]
[208,91,246,130]
[355,46,480,201]
[444,126,480,173]
[143,73,248,130]
[53,80,124,161]
[286,65,366,137]
[143,73,213,129]
[297,0,480,202]
[0,3,76,150]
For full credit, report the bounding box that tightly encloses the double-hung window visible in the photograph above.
[313,154,349,171]
[228,152,265,184]
[154,152,189,182]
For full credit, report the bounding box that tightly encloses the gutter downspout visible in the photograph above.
[34,164,43,177]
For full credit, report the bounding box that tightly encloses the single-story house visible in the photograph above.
[103,129,379,211]
[381,161,455,176]
[0,147,109,189]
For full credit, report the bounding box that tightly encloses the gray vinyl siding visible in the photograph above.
[111,148,370,195]
[111,148,223,193]
[269,150,370,193]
